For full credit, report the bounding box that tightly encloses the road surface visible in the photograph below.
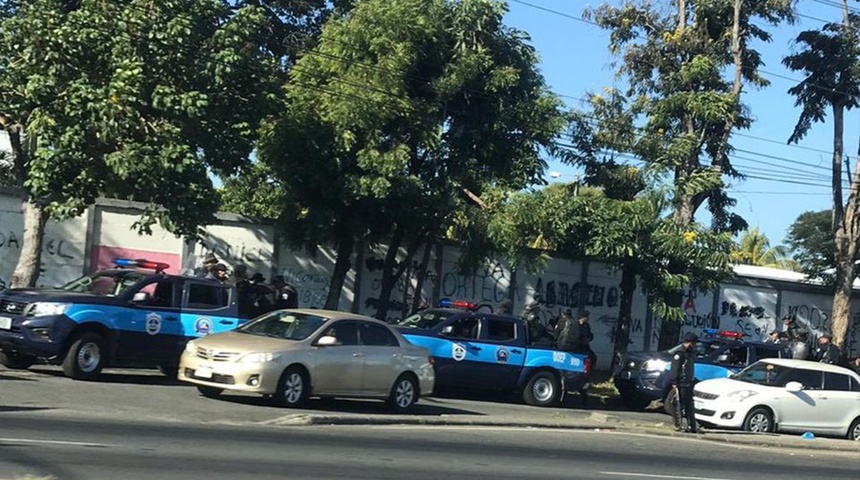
[0,415,857,480]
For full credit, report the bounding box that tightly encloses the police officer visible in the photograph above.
[272,275,298,309]
[671,332,699,433]
[781,315,801,342]
[193,253,219,278]
[764,330,783,345]
[207,263,229,283]
[497,298,513,315]
[813,333,842,365]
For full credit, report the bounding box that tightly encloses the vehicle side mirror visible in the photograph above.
[316,335,338,347]
[132,292,150,303]
[440,325,453,336]
[785,381,803,393]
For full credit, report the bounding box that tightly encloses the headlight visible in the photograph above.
[641,359,669,371]
[238,352,280,363]
[727,390,758,402]
[185,341,197,354]
[27,303,70,317]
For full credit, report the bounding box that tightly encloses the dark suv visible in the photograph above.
[613,329,791,411]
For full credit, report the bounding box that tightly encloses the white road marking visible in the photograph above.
[600,472,736,480]
[0,437,115,448]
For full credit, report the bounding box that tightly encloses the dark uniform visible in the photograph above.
[272,276,298,309]
[671,332,698,433]
[813,334,841,365]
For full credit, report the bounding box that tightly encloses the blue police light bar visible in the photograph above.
[112,258,170,273]
[703,328,719,336]
[439,299,478,310]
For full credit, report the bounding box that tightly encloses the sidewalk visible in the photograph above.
[257,408,860,453]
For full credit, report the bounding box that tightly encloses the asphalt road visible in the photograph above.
[0,365,661,426]
[0,415,857,480]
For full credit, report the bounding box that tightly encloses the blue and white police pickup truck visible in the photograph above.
[397,300,590,407]
[0,259,272,380]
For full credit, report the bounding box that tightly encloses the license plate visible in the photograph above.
[195,367,213,379]
[0,317,11,330]
[694,400,703,410]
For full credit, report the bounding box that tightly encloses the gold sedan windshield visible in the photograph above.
[238,311,327,340]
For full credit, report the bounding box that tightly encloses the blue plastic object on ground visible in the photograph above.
[801,431,815,440]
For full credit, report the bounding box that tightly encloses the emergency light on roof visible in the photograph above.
[112,258,170,273]
[702,328,745,340]
[439,299,478,310]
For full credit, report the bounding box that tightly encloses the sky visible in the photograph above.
[504,0,860,245]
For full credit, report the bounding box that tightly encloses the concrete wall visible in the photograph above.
[0,190,858,363]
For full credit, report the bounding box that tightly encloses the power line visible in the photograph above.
[508,0,860,102]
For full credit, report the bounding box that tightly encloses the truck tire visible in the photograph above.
[523,371,561,407]
[62,333,106,380]
[663,388,677,415]
[0,352,36,370]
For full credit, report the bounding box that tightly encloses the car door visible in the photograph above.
[433,315,486,387]
[818,372,858,434]
[777,368,825,432]
[310,321,364,395]
[477,316,527,390]
[357,321,402,395]
[119,277,184,365]
[181,281,239,340]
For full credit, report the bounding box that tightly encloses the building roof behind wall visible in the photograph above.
[732,264,860,291]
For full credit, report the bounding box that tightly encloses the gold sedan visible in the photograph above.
[178,309,434,412]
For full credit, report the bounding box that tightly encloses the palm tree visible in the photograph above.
[731,228,798,271]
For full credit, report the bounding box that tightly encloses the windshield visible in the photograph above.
[397,309,457,329]
[733,361,791,386]
[61,271,148,296]
[667,339,725,359]
[238,311,327,340]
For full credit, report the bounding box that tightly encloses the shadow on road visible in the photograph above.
[27,367,189,387]
[0,405,53,413]
[212,394,483,416]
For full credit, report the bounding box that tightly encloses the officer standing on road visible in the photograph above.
[573,311,595,405]
[670,332,699,434]
[813,333,842,365]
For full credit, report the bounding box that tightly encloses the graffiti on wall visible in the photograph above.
[0,228,85,288]
[718,287,777,341]
[0,231,78,260]
[679,288,718,339]
[364,251,438,322]
[281,267,331,309]
[785,303,830,332]
[440,260,508,305]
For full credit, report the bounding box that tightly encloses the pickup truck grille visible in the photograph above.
[0,300,26,315]
[196,346,240,362]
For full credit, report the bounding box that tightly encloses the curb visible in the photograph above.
[259,413,860,453]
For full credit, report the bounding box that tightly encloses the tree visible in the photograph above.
[487,173,733,370]
[731,227,797,270]
[786,209,841,278]
[584,0,794,348]
[249,0,563,315]
[0,0,342,289]
[783,2,860,347]
[0,0,332,287]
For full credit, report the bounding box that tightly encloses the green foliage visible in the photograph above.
[581,0,794,233]
[0,0,325,236]
[786,209,844,280]
[783,14,860,144]
[253,0,563,270]
[730,227,798,271]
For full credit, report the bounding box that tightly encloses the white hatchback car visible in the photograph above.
[693,358,860,440]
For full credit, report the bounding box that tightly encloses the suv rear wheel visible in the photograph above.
[62,333,106,380]
[523,371,560,407]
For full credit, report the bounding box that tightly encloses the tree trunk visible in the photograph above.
[832,105,845,231]
[11,198,47,288]
[611,261,637,372]
[831,154,860,348]
[324,236,354,310]
[374,226,405,320]
[410,241,434,314]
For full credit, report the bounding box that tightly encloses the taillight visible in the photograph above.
[584,356,592,375]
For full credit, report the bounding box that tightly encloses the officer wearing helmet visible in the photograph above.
[670,332,699,433]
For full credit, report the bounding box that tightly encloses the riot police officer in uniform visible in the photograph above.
[671,332,699,433]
